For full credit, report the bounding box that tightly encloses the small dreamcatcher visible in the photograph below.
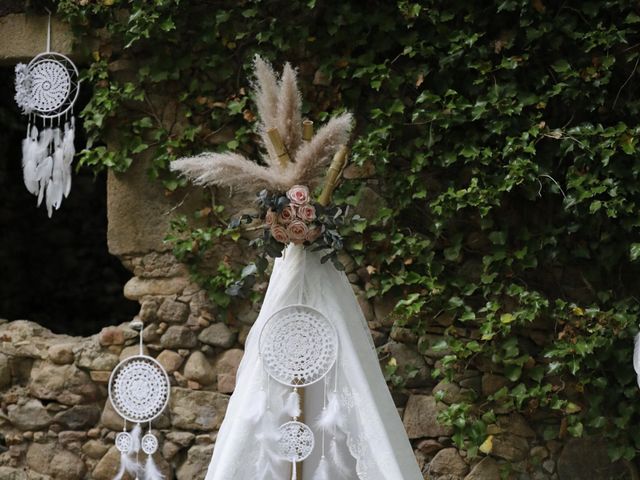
[108,320,170,480]
[259,303,339,480]
[14,12,80,217]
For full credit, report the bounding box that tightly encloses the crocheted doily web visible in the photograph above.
[259,304,338,387]
[278,421,315,462]
[24,53,80,119]
[108,355,170,423]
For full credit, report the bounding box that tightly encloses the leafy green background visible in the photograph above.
[59,0,640,462]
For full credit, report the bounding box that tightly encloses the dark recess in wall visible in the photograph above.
[0,66,138,336]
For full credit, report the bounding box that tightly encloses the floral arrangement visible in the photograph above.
[227,184,346,296]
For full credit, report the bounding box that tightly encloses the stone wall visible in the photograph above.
[0,12,630,480]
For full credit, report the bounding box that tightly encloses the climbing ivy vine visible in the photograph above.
[58,0,640,463]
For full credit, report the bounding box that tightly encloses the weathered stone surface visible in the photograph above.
[8,399,52,430]
[26,442,55,475]
[217,373,236,393]
[139,297,160,322]
[176,444,214,480]
[99,326,125,346]
[428,447,469,477]
[123,276,190,300]
[491,434,529,462]
[82,439,110,459]
[198,323,236,349]
[464,457,500,480]
[119,345,149,361]
[0,352,11,387]
[92,446,121,480]
[214,348,244,375]
[381,342,429,387]
[403,395,453,438]
[0,466,50,480]
[77,343,119,370]
[29,362,99,405]
[166,431,196,446]
[49,450,86,480]
[481,373,509,396]
[157,349,184,373]
[47,344,74,365]
[54,404,101,430]
[557,437,626,480]
[497,413,535,438]
[0,14,75,62]
[170,387,228,431]
[432,380,463,405]
[158,297,190,324]
[0,321,56,359]
[108,156,205,256]
[184,351,215,385]
[134,252,188,278]
[100,399,132,431]
[161,326,198,349]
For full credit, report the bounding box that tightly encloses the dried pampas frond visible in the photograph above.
[276,63,303,157]
[291,112,353,189]
[171,55,352,194]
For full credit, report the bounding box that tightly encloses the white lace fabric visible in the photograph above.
[205,245,422,480]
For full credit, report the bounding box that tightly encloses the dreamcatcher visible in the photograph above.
[108,320,170,480]
[14,13,80,217]
[258,298,340,480]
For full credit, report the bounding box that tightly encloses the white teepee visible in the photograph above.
[205,245,422,480]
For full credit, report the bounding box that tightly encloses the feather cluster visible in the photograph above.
[22,119,75,217]
[171,55,352,194]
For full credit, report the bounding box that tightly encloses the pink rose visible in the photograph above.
[278,205,296,224]
[305,226,322,243]
[297,204,316,222]
[270,224,290,244]
[265,209,276,226]
[287,220,309,244]
[287,185,310,205]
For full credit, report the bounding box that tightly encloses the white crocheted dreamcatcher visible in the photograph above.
[108,320,169,480]
[14,13,80,217]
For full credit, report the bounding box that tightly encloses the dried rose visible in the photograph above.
[265,208,276,226]
[297,204,316,222]
[286,185,310,205]
[305,226,322,243]
[270,224,290,244]
[287,220,309,244]
[278,205,296,224]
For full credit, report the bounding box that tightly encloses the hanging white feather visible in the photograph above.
[22,125,39,195]
[284,389,301,418]
[329,436,353,478]
[315,392,344,431]
[633,333,640,388]
[113,452,141,480]
[144,455,164,480]
[131,423,142,453]
[311,456,331,480]
[62,118,75,198]
[36,155,52,207]
[46,129,64,217]
[246,389,268,424]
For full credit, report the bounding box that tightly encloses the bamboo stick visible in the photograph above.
[266,127,291,167]
[318,146,349,207]
[302,120,314,141]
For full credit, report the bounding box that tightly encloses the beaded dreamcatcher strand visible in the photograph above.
[14,12,80,217]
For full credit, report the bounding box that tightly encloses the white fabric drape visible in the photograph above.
[205,245,422,480]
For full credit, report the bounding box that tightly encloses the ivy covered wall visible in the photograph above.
[15,0,639,478]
